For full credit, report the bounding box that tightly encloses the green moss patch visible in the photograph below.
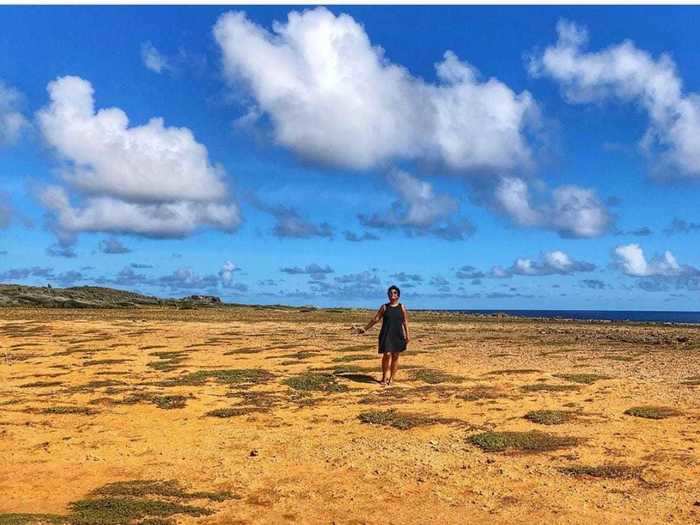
[283,372,348,393]
[68,497,210,525]
[0,514,66,524]
[222,348,262,355]
[336,344,373,353]
[457,386,505,401]
[524,410,575,425]
[205,407,267,418]
[82,359,132,366]
[624,406,681,419]
[559,464,642,480]
[331,354,373,363]
[90,479,232,502]
[521,383,580,393]
[18,381,64,389]
[552,373,610,384]
[486,369,542,376]
[151,395,188,410]
[469,431,581,453]
[358,409,463,430]
[162,369,274,387]
[42,405,98,415]
[410,368,465,384]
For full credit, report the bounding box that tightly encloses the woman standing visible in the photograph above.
[357,285,409,386]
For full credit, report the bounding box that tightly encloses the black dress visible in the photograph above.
[378,303,407,354]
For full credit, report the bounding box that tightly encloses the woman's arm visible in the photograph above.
[401,304,410,343]
[359,305,385,333]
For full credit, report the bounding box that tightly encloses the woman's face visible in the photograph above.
[388,289,399,302]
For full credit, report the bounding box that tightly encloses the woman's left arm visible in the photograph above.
[401,304,410,344]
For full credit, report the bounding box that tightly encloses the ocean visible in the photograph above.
[451,310,700,325]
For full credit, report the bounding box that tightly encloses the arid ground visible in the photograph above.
[1,307,699,524]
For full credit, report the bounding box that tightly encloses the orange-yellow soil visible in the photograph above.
[1,308,699,524]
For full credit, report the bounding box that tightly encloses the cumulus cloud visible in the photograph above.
[0,266,54,282]
[98,237,131,254]
[531,19,700,178]
[613,243,698,277]
[389,272,423,284]
[214,8,537,171]
[36,76,241,240]
[508,250,595,276]
[580,279,606,289]
[0,81,27,145]
[141,41,171,74]
[493,176,611,238]
[663,217,700,235]
[218,260,240,286]
[46,241,77,258]
[359,170,475,240]
[281,263,334,281]
[343,230,379,242]
[455,266,486,280]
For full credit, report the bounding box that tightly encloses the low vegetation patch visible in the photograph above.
[0,514,66,524]
[151,395,188,410]
[82,358,132,366]
[222,348,262,355]
[205,407,267,418]
[552,373,610,384]
[331,354,373,363]
[521,383,580,393]
[469,431,581,453]
[0,479,236,525]
[41,405,97,415]
[162,369,274,387]
[524,410,575,425]
[18,381,64,389]
[486,369,542,376]
[336,344,373,353]
[457,386,505,401]
[283,372,348,393]
[624,406,681,419]
[358,409,462,430]
[559,464,642,480]
[410,368,465,384]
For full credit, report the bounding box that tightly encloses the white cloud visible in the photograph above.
[494,176,610,238]
[531,19,700,178]
[214,8,537,171]
[614,243,689,277]
[36,76,241,239]
[358,170,474,240]
[219,260,238,285]
[141,41,171,74]
[0,81,28,145]
[501,250,595,277]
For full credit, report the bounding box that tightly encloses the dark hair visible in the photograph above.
[387,285,400,297]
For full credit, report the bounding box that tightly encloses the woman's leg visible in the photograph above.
[380,353,391,384]
[387,352,400,384]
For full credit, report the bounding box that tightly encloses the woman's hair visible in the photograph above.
[387,285,400,298]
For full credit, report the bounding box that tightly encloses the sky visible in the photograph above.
[1,5,700,310]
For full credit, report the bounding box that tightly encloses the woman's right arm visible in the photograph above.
[359,305,385,334]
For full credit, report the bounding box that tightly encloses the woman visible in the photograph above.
[357,285,409,386]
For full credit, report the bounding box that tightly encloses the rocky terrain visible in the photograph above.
[0,284,224,309]
[0,307,699,524]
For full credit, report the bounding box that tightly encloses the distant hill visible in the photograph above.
[0,284,223,308]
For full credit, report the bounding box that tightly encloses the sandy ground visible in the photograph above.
[1,307,699,525]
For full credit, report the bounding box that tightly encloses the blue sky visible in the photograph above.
[1,5,700,310]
